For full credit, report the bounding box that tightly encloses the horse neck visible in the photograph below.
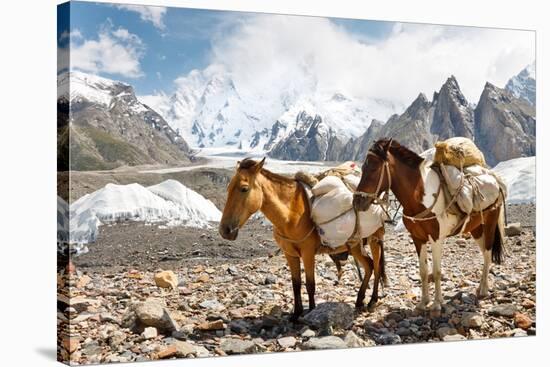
[388,156,427,216]
[257,173,309,233]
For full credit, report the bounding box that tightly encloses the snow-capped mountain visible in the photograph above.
[140,66,403,152]
[58,71,191,170]
[505,62,536,106]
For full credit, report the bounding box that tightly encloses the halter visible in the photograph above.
[354,150,392,208]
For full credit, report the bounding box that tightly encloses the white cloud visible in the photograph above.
[116,5,167,30]
[205,15,535,106]
[69,23,145,78]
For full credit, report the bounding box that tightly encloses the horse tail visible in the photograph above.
[492,202,506,265]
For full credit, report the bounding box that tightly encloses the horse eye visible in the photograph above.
[240,186,250,193]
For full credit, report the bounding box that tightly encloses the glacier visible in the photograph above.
[68,180,222,246]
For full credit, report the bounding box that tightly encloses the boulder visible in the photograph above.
[303,302,354,330]
[302,336,347,350]
[505,223,522,237]
[220,338,257,354]
[489,304,517,318]
[123,299,179,333]
[154,271,178,289]
[461,312,483,328]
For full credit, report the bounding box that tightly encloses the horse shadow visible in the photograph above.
[363,290,486,343]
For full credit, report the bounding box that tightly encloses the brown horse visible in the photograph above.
[353,139,505,313]
[219,158,386,321]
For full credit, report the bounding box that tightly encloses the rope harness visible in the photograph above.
[356,150,505,236]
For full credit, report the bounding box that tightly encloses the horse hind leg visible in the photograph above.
[349,244,373,310]
[472,221,495,299]
[328,254,344,284]
[302,249,316,313]
[429,239,444,313]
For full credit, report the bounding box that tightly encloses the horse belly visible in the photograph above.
[436,212,460,240]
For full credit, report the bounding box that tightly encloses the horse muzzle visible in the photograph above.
[219,223,239,240]
[353,192,373,212]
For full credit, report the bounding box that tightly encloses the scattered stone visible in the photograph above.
[303,302,354,330]
[277,336,297,349]
[156,345,177,359]
[199,299,225,311]
[301,328,316,338]
[264,274,277,285]
[505,223,522,237]
[154,271,178,289]
[220,338,257,354]
[489,304,517,318]
[522,299,535,309]
[461,312,483,328]
[344,331,370,348]
[141,327,158,340]
[197,274,210,283]
[373,332,402,345]
[512,328,528,337]
[437,326,457,339]
[443,334,467,341]
[173,341,196,357]
[125,299,179,333]
[396,327,411,337]
[302,336,347,350]
[76,275,91,288]
[63,337,80,353]
[514,313,533,330]
[197,319,225,331]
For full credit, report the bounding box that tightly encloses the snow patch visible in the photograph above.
[493,156,535,204]
[69,181,222,246]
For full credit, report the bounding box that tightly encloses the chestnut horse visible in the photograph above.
[353,139,505,313]
[219,158,386,321]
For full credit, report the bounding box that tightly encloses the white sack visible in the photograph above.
[312,176,347,196]
[311,187,353,224]
[317,204,387,248]
[440,164,501,214]
[343,174,360,190]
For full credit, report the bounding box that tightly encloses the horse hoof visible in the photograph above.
[367,301,377,311]
[355,303,365,312]
[415,302,430,313]
[476,288,489,299]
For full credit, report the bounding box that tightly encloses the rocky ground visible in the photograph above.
[58,204,536,365]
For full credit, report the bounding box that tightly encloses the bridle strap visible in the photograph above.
[356,151,391,204]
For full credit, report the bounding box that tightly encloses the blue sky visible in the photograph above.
[58,1,396,95]
[58,1,534,105]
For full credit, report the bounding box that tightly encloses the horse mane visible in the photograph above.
[373,138,424,168]
[238,158,296,186]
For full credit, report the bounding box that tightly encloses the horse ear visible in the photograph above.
[253,157,266,174]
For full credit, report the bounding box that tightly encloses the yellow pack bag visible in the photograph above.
[434,137,487,168]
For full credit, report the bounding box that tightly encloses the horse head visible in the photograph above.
[353,138,394,212]
[219,157,266,240]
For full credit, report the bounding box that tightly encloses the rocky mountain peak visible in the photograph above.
[475,82,535,165]
[505,62,536,106]
[430,75,474,140]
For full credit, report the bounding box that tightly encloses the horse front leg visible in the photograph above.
[284,252,303,321]
[472,225,491,299]
[302,250,316,312]
[414,240,431,311]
